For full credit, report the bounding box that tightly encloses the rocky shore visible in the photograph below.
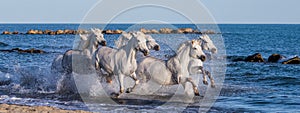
[1,28,219,35]
[232,53,300,64]
[0,104,91,113]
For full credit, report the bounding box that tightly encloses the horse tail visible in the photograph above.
[62,49,73,74]
[93,48,100,70]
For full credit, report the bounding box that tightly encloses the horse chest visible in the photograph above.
[113,51,137,74]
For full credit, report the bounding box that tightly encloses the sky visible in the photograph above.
[0,0,299,24]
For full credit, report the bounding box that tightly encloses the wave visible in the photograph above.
[0,66,61,94]
[0,42,9,47]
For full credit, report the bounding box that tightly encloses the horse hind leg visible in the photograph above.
[126,73,139,93]
[99,63,113,84]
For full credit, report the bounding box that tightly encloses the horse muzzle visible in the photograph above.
[198,55,206,62]
[154,45,160,51]
[211,48,217,54]
[100,41,107,46]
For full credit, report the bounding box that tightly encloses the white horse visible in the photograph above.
[51,28,106,74]
[61,28,106,74]
[94,31,150,96]
[55,29,106,94]
[97,32,160,83]
[136,40,206,96]
[188,34,218,88]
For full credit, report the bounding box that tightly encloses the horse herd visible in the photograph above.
[51,28,218,97]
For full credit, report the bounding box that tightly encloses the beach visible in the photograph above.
[0,104,90,113]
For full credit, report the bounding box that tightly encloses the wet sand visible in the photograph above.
[0,104,91,113]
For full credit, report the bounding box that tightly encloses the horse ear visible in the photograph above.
[132,32,138,37]
[91,28,95,33]
[197,39,202,44]
[199,35,203,39]
[191,40,195,45]
[202,34,209,39]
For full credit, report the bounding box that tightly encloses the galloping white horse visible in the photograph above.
[51,34,89,73]
[188,34,218,88]
[136,40,206,96]
[55,28,106,94]
[94,31,150,96]
[97,32,160,83]
[57,29,106,73]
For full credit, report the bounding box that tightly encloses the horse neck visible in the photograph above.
[120,38,137,63]
[86,34,97,54]
[116,36,130,48]
[175,46,191,71]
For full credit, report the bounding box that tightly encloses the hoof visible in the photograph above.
[211,84,216,88]
[203,80,208,85]
[194,88,200,96]
[106,80,113,84]
[110,92,120,98]
[120,89,124,94]
[126,88,132,93]
[106,76,113,84]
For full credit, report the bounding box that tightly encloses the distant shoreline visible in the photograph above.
[0,23,300,25]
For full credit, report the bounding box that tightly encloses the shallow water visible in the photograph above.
[0,24,299,112]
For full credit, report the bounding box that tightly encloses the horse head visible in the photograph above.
[199,34,217,54]
[91,28,106,46]
[190,40,206,61]
[131,31,150,56]
[145,35,160,51]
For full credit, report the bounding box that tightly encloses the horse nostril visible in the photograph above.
[199,55,206,61]
[211,48,217,53]
[154,45,160,51]
[100,41,107,46]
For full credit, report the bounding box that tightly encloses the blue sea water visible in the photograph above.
[0,24,299,112]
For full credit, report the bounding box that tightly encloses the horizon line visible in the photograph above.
[1,22,300,25]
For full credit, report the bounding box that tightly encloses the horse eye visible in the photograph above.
[193,47,197,50]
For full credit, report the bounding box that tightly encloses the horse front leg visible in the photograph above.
[118,73,125,94]
[126,72,139,93]
[205,70,215,88]
[200,66,208,85]
[186,77,200,96]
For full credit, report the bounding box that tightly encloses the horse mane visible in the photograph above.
[73,34,88,50]
[74,28,101,51]
[86,28,103,49]
[115,32,132,48]
[145,35,155,41]
[176,40,191,53]
[199,34,209,42]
